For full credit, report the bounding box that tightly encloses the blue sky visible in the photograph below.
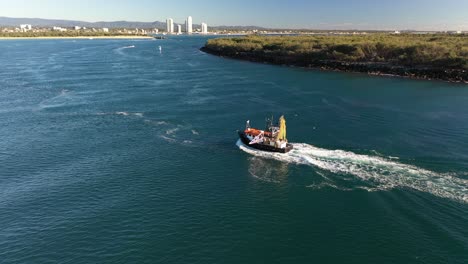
[1,0,466,30]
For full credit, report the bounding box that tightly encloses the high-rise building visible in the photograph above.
[177,24,182,34]
[201,23,208,34]
[166,18,174,33]
[20,24,32,31]
[185,16,193,34]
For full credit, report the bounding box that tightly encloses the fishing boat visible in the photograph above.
[238,115,293,153]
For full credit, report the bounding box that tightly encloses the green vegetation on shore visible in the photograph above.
[203,34,467,82]
[0,31,148,38]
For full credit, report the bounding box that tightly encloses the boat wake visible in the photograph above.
[237,140,468,203]
[114,45,136,56]
[38,89,84,109]
[95,112,144,117]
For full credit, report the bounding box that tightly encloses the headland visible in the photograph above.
[201,34,468,83]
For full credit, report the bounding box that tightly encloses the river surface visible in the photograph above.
[0,36,467,263]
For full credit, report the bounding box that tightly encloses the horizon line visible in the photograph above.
[0,16,466,32]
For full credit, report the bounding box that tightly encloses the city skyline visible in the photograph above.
[165,16,203,34]
[0,0,467,30]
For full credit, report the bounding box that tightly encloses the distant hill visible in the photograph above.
[0,16,268,31]
[0,16,166,29]
[211,25,269,31]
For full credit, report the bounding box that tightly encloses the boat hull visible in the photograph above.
[238,131,293,153]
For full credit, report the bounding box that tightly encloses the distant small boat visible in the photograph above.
[238,115,293,153]
[158,46,162,53]
[153,36,167,39]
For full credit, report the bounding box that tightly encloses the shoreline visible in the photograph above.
[200,47,468,84]
[0,36,154,40]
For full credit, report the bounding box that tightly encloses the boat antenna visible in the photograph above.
[265,114,273,131]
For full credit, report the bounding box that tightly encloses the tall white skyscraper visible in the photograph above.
[177,24,182,34]
[166,18,174,33]
[185,16,193,34]
[201,23,208,34]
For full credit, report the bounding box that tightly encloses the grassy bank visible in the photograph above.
[202,34,468,82]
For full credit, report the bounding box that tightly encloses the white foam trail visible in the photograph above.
[145,120,168,126]
[39,89,82,109]
[237,140,468,203]
[114,112,143,117]
[160,135,176,142]
[114,46,135,56]
[166,127,179,135]
[307,182,354,191]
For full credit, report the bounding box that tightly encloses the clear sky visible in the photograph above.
[1,0,467,30]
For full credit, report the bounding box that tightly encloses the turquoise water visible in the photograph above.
[0,36,467,263]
